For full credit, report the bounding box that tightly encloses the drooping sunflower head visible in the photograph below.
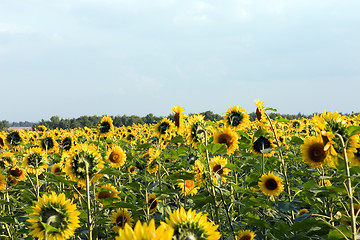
[224,105,249,130]
[39,134,59,153]
[186,114,207,148]
[106,146,127,168]
[165,207,221,240]
[116,219,174,240]
[258,172,284,197]
[22,147,48,174]
[177,179,199,196]
[301,135,336,168]
[154,118,175,140]
[213,128,239,155]
[236,229,256,240]
[27,192,80,240]
[65,144,104,186]
[251,135,273,157]
[110,208,133,232]
[210,156,231,185]
[0,152,16,170]
[172,105,186,134]
[98,115,114,137]
[96,184,120,201]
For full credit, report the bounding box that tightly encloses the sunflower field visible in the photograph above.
[1,101,360,240]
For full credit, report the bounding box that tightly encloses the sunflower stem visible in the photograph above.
[85,161,93,240]
[336,133,357,240]
[215,185,235,239]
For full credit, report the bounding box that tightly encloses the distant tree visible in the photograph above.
[0,120,9,131]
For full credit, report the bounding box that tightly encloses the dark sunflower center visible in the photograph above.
[253,136,271,154]
[54,166,62,173]
[61,137,72,151]
[148,198,158,210]
[0,137,5,147]
[174,113,180,128]
[228,111,243,127]
[98,190,113,199]
[265,178,278,191]
[127,134,135,141]
[213,164,224,175]
[239,236,251,240]
[116,214,127,227]
[6,131,22,146]
[354,148,360,158]
[100,121,111,134]
[41,137,55,150]
[292,121,300,129]
[217,134,231,148]
[308,143,326,163]
[7,176,17,186]
[109,152,120,163]
[158,122,170,135]
[256,108,262,121]
[27,153,43,168]
[9,168,23,177]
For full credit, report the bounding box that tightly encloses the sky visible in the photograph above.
[1,0,360,122]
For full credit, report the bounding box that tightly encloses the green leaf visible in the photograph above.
[290,136,304,145]
[347,126,360,137]
[43,172,77,185]
[275,116,289,123]
[265,107,277,112]
[40,222,60,234]
[192,192,215,208]
[253,128,268,139]
[167,172,194,181]
[170,135,184,144]
[328,224,352,240]
[0,216,17,224]
[206,143,227,155]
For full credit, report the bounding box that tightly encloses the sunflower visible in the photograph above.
[116,219,174,240]
[27,192,80,240]
[186,114,207,148]
[64,144,104,186]
[0,151,17,170]
[8,167,27,181]
[318,179,332,186]
[0,173,6,191]
[128,165,138,175]
[98,115,114,137]
[213,128,239,155]
[96,183,119,201]
[349,147,360,167]
[60,133,76,152]
[236,230,256,240]
[22,147,48,174]
[154,118,175,141]
[51,162,63,175]
[194,160,205,187]
[210,156,231,185]
[296,209,309,217]
[224,105,249,130]
[6,130,24,150]
[0,133,7,149]
[301,135,336,168]
[110,208,134,232]
[145,148,161,174]
[254,99,266,123]
[105,146,126,168]
[258,172,284,197]
[39,134,59,153]
[37,125,47,132]
[164,207,221,240]
[172,105,186,135]
[148,193,161,213]
[177,179,199,196]
[251,135,273,157]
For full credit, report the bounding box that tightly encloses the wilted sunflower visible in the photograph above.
[301,135,336,168]
[22,147,48,174]
[116,219,174,240]
[213,128,239,155]
[164,207,221,240]
[258,172,284,196]
[96,183,119,201]
[186,114,207,148]
[106,146,127,168]
[110,208,134,232]
[39,134,59,153]
[236,230,256,240]
[0,151,16,170]
[0,173,6,191]
[177,179,199,196]
[65,144,104,186]
[172,105,186,135]
[154,118,175,141]
[210,156,231,185]
[251,135,273,157]
[224,105,249,130]
[98,115,114,137]
[27,192,80,240]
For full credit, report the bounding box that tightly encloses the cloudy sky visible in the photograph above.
[1,0,360,122]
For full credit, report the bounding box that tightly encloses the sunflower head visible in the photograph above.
[106,146,127,168]
[251,135,273,157]
[213,128,239,155]
[301,135,336,168]
[258,172,284,197]
[186,114,207,148]
[236,230,256,240]
[147,193,160,213]
[254,99,266,123]
[61,133,76,152]
[210,156,231,185]
[98,115,114,137]
[0,133,7,149]
[154,118,175,140]
[39,134,59,153]
[110,209,133,232]
[23,147,48,174]
[172,105,186,134]
[224,105,249,130]
[177,179,199,196]
[8,167,27,181]
[6,130,24,150]
[0,152,16,170]
[96,184,119,201]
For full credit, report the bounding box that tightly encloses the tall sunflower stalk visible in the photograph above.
[85,161,93,240]
[337,133,357,240]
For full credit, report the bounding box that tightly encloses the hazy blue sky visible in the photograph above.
[1,0,360,122]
